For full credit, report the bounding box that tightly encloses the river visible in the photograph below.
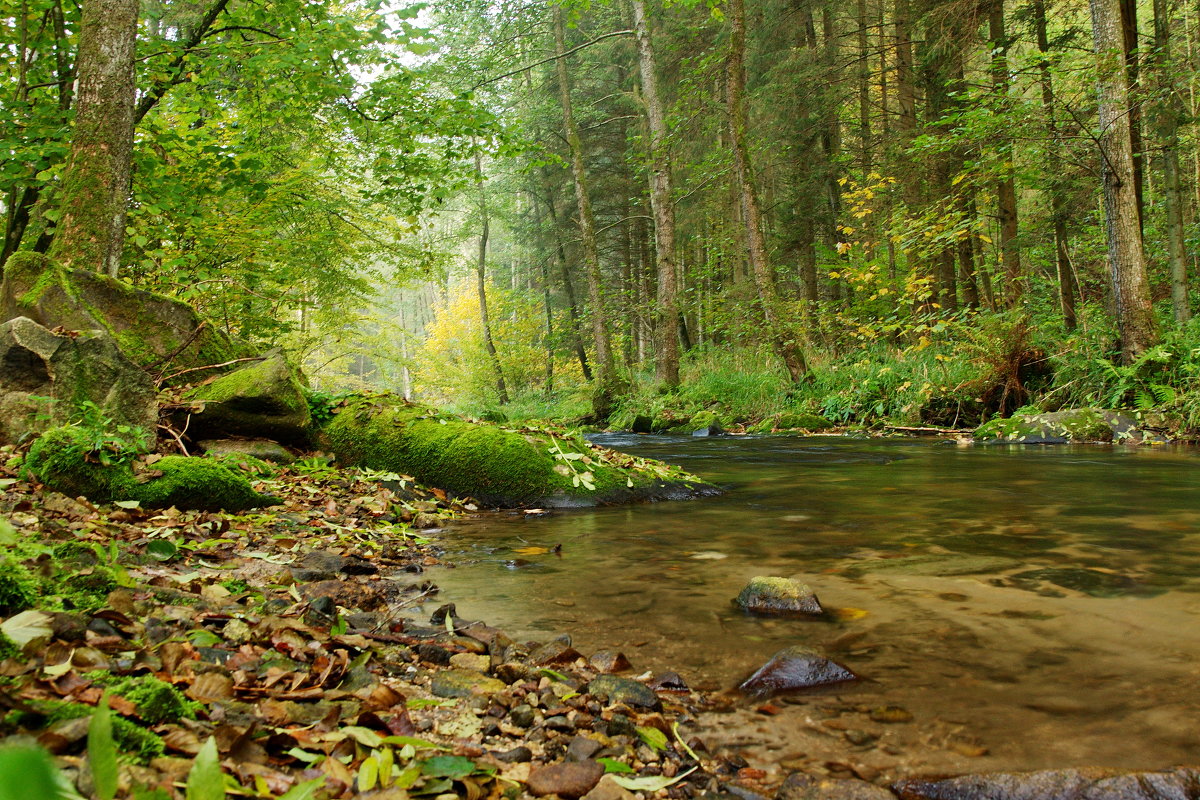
[427,434,1200,779]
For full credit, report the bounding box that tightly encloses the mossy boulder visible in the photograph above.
[1,252,249,378]
[23,426,273,511]
[0,556,39,616]
[776,412,834,431]
[322,394,720,508]
[975,408,1161,444]
[0,316,157,446]
[183,351,311,445]
[735,576,824,616]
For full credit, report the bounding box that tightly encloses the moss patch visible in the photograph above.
[0,557,38,616]
[976,407,1116,443]
[22,425,137,501]
[322,394,718,508]
[87,674,196,724]
[132,456,275,512]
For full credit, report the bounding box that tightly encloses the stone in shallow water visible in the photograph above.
[892,767,1200,800]
[735,576,824,616]
[585,675,662,710]
[429,668,506,698]
[526,761,605,798]
[739,645,856,697]
[776,773,896,800]
[845,554,1018,577]
[590,651,633,673]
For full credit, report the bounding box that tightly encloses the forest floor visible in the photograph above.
[0,454,782,800]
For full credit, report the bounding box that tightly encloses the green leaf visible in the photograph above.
[277,777,327,800]
[379,735,452,751]
[608,767,696,792]
[0,746,69,800]
[113,500,142,509]
[88,696,119,800]
[145,540,179,561]
[1,610,53,647]
[186,737,224,800]
[597,758,634,774]
[420,755,477,779]
[636,726,669,751]
[357,755,379,793]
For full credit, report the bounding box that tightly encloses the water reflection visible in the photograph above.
[426,435,1200,769]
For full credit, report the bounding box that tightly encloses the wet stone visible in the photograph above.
[586,675,662,711]
[430,669,506,699]
[650,671,689,691]
[869,705,913,723]
[495,662,530,684]
[603,713,637,737]
[449,652,490,672]
[509,704,537,728]
[777,773,897,800]
[739,646,857,697]
[892,767,1200,800]
[531,637,583,666]
[590,651,633,673]
[544,715,575,732]
[566,735,604,762]
[735,577,824,616]
[495,745,533,763]
[527,760,606,798]
[415,644,452,665]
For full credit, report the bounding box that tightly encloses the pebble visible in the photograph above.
[526,761,605,798]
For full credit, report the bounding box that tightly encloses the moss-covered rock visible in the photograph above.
[86,674,195,724]
[197,438,293,466]
[322,394,719,508]
[0,254,250,377]
[974,408,1155,444]
[0,557,38,616]
[23,425,137,501]
[735,576,824,616]
[776,412,834,431]
[132,456,275,512]
[24,427,273,511]
[184,351,311,445]
[0,316,158,447]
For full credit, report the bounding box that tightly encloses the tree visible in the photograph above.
[630,0,680,388]
[47,0,138,275]
[1088,0,1158,362]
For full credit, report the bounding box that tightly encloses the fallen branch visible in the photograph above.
[157,356,265,386]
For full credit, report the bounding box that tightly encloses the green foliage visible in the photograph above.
[0,631,21,660]
[23,425,139,502]
[186,736,225,800]
[89,696,120,800]
[0,558,38,616]
[0,745,72,800]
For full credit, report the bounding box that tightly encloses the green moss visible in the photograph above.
[113,677,195,724]
[132,455,273,512]
[0,631,21,660]
[324,395,715,507]
[688,410,723,431]
[0,557,39,616]
[3,250,51,284]
[207,452,276,478]
[58,566,119,612]
[23,426,136,501]
[776,412,834,431]
[26,700,165,762]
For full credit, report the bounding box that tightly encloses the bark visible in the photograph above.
[631,0,680,388]
[1089,0,1159,362]
[474,152,508,405]
[1033,0,1078,330]
[1119,0,1145,229]
[48,0,138,276]
[727,0,806,381]
[553,5,620,414]
[1151,0,1190,324]
[989,1,1023,304]
[538,179,593,382]
[857,0,872,173]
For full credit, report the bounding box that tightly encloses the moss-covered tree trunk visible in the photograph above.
[48,0,137,277]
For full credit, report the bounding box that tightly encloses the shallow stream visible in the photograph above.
[428,435,1200,778]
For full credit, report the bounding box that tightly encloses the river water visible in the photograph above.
[427,434,1200,777]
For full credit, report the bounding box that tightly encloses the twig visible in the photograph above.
[149,321,208,377]
[158,356,265,386]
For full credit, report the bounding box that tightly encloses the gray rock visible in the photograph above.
[631,415,653,434]
[197,438,295,463]
[892,767,1200,800]
[582,775,639,800]
[509,704,537,728]
[590,651,633,673]
[430,669,506,699]
[0,317,157,446]
[586,675,662,710]
[495,745,533,763]
[527,761,605,798]
[777,773,896,800]
[739,645,857,697]
[736,576,824,616]
[184,351,311,445]
[566,735,604,762]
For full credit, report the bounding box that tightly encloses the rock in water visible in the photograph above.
[631,415,654,434]
[739,646,856,697]
[585,675,662,710]
[184,350,311,445]
[429,669,506,698]
[777,773,897,800]
[736,577,824,616]
[893,767,1200,800]
[0,316,157,446]
[526,761,605,798]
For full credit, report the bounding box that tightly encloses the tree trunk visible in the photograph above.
[539,178,593,382]
[1151,0,1191,324]
[727,0,806,381]
[48,0,138,276]
[1119,0,1145,230]
[553,5,621,415]
[1089,0,1159,362]
[631,0,680,388]
[474,152,508,405]
[1033,0,1078,330]
[989,1,1023,305]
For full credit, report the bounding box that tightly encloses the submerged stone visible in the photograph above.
[892,767,1200,800]
[430,669,506,698]
[735,576,824,616]
[844,554,1018,577]
[739,645,856,697]
[777,773,896,800]
[585,675,662,710]
[1010,567,1147,598]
